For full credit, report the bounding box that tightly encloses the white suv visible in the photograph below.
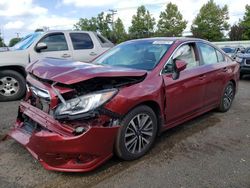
[0,30,114,101]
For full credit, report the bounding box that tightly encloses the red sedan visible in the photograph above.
[9,38,239,172]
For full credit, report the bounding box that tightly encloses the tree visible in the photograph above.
[74,17,98,32]
[129,6,155,38]
[229,24,244,41]
[96,12,112,39]
[240,5,250,39]
[74,12,112,40]
[191,0,229,41]
[113,18,127,43]
[9,38,21,47]
[0,36,6,47]
[157,3,187,37]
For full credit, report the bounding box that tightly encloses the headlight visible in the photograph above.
[55,89,117,117]
[235,57,243,63]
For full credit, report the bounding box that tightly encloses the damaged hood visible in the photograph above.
[26,58,147,84]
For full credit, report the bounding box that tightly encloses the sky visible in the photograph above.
[0,0,248,45]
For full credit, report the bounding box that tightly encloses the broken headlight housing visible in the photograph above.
[55,89,118,118]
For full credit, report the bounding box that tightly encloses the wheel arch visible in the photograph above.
[0,66,26,78]
[125,100,163,134]
[229,79,236,88]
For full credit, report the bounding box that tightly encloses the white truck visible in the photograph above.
[0,30,114,101]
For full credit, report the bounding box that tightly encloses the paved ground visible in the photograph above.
[0,78,250,188]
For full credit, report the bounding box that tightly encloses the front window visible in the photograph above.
[93,40,172,71]
[39,33,68,52]
[173,44,198,69]
[13,32,43,50]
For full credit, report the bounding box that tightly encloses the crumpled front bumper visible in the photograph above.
[8,101,119,172]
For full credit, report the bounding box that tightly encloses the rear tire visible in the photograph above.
[217,81,235,112]
[0,70,26,102]
[115,105,158,160]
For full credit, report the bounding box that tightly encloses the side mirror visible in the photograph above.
[35,42,47,52]
[172,59,187,80]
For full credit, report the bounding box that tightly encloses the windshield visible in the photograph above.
[222,47,236,54]
[13,32,43,50]
[93,40,172,70]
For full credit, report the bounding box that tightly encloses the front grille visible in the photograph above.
[245,59,250,65]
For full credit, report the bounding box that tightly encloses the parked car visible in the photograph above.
[221,46,244,59]
[9,37,239,172]
[0,30,114,101]
[0,47,9,52]
[235,47,250,78]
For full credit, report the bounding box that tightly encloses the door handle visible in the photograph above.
[89,52,97,56]
[61,54,71,58]
[199,74,206,80]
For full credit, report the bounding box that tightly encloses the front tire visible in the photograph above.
[217,81,235,112]
[115,105,158,160]
[0,70,26,102]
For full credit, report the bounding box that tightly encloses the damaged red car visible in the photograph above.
[9,38,239,172]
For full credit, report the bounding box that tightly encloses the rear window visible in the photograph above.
[216,50,225,62]
[70,33,94,50]
[198,43,218,65]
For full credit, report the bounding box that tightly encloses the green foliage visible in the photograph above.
[240,5,250,39]
[113,18,127,43]
[0,36,6,47]
[74,17,98,31]
[229,24,244,41]
[191,0,229,41]
[9,38,21,47]
[157,2,187,37]
[97,12,112,39]
[74,12,112,40]
[129,6,155,38]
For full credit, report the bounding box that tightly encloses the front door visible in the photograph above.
[162,42,206,127]
[30,32,72,62]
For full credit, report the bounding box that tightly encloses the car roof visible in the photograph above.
[127,37,208,43]
[44,30,97,35]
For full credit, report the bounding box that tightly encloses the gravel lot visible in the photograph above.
[0,78,250,188]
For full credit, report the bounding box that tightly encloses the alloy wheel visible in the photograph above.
[223,84,234,110]
[124,113,154,154]
[0,76,19,96]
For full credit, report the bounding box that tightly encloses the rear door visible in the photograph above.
[30,32,72,62]
[69,32,99,62]
[196,42,228,107]
[162,42,206,126]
